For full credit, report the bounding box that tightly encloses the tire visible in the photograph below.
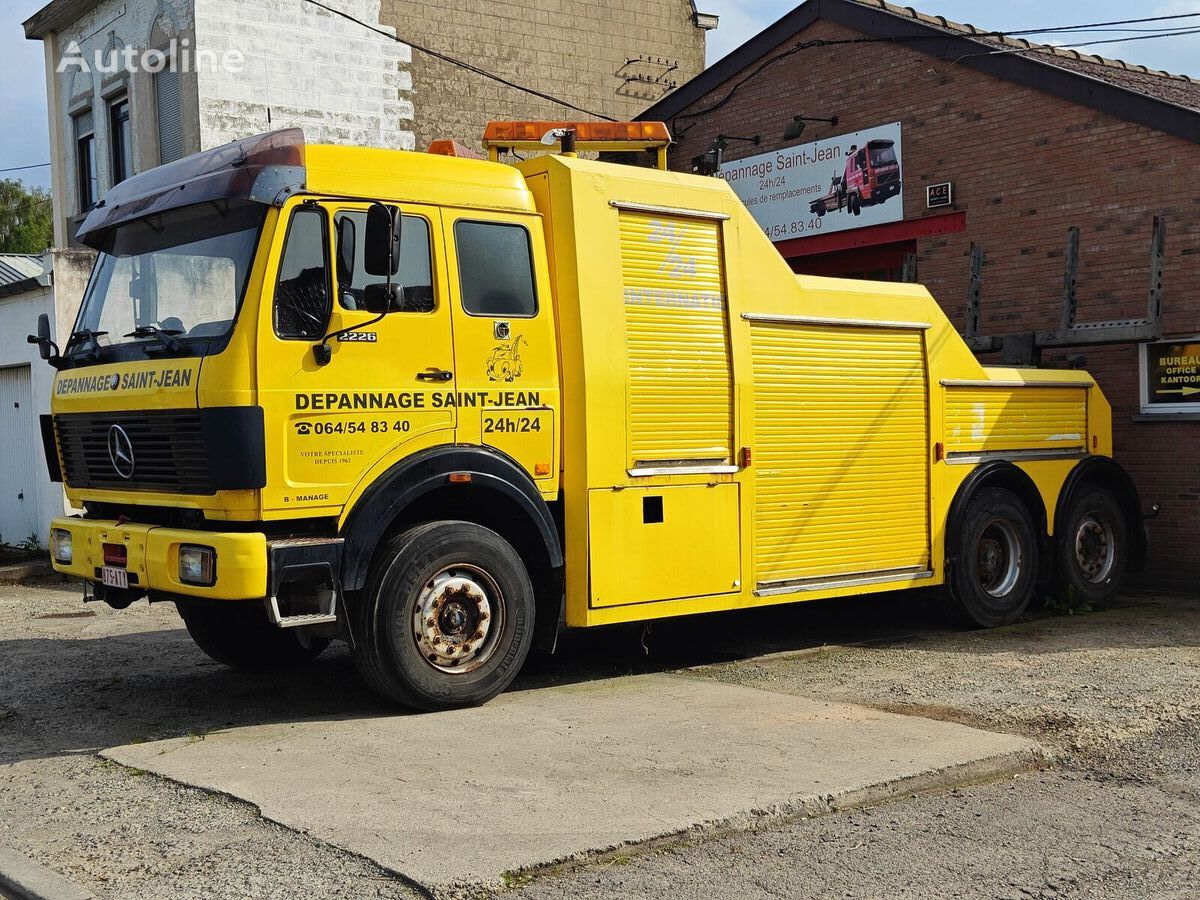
[350,521,535,711]
[179,601,329,669]
[850,193,862,216]
[945,487,1040,628]
[1057,488,1127,606]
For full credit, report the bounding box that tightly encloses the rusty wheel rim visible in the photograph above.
[1074,514,1115,584]
[977,519,1022,598]
[412,564,504,674]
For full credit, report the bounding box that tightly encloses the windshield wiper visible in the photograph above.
[124,325,185,354]
[65,328,107,349]
[64,328,108,360]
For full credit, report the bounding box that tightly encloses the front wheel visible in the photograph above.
[1057,488,1127,606]
[179,601,329,669]
[945,488,1039,628]
[350,521,535,711]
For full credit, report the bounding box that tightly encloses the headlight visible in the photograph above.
[178,545,216,586]
[50,529,72,564]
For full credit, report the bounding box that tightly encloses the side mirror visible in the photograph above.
[336,216,356,287]
[364,203,401,278]
[26,312,61,366]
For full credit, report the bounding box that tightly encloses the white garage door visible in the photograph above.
[0,365,41,546]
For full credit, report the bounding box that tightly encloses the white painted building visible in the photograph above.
[24,0,413,247]
[0,255,68,545]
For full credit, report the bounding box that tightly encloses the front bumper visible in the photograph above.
[49,518,268,600]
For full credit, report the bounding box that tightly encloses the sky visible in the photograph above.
[3,1,1200,192]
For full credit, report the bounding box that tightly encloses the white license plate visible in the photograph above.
[101,566,129,589]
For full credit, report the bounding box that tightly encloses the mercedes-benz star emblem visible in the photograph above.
[107,425,135,480]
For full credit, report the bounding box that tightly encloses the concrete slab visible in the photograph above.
[0,847,93,900]
[102,674,1042,893]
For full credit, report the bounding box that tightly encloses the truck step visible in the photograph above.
[266,538,343,629]
[266,588,338,628]
[269,609,337,628]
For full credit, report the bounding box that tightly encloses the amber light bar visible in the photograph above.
[481,120,673,169]
[427,139,485,160]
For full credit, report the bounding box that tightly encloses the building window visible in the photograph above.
[454,220,538,317]
[154,67,183,164]
[109,96,132,185]
[74,108,97,212]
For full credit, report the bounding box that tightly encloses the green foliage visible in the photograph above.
[0,179,53,254]
[1045,584,1093,617]
[16,532,43,553]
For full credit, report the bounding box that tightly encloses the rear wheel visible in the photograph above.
[946,487,1039,628]
[1057,488,1127,606]
[349,521,534,711]
[179,601,329,669]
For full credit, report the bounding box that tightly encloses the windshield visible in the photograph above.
[68,201,265,361]
[869,143,897,167]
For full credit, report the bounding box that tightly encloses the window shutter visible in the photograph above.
[74,108,94,138]
[155,69,183,164]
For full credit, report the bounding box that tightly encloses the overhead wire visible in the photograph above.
[958,27,1200,61]
[302,0,616,121]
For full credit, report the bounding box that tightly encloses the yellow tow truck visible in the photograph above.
[30,122,1146,710]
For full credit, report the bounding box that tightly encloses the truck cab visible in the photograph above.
[36,125,1144,711]
[843,139,901,212]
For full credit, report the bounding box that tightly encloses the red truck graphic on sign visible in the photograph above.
[810,139,901,217]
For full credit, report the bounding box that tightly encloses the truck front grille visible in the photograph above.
[55,410,215,495]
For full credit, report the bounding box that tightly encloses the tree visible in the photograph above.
[0,179,53,254]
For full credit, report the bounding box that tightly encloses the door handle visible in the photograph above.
[416,368,453,382]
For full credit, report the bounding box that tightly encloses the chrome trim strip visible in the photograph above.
[944,449,1088,466]
[940,378,1094,389]
[628,465,739,477]
[609,200,731,221]
[754,566,933,597]
[741,313,932,330]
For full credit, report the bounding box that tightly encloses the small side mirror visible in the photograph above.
[362,282,399,314]
[336,216,356,287]
[36,313,52,357]
[364,203,401,278]
[26,312,60,366]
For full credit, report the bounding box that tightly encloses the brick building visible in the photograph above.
[644,0,1200,588]
[390,0,715,150]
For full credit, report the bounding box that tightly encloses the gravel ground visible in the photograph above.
[1,578,1198,899]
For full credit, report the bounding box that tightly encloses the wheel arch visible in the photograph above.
[339,445,564,648]
[1054,457,1147,572]
[946,461,1049,575]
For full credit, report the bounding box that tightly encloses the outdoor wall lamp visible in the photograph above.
[692,133,763,177]
[783,115,839,141]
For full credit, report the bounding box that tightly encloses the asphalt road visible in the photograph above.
[1,578,1197,899]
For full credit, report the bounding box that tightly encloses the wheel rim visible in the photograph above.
[1074,513,1116,584]
[412,564,505,674]
[976,519,1022,598]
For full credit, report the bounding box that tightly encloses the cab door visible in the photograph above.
[257,199,456,518]
[441,212,559,490]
